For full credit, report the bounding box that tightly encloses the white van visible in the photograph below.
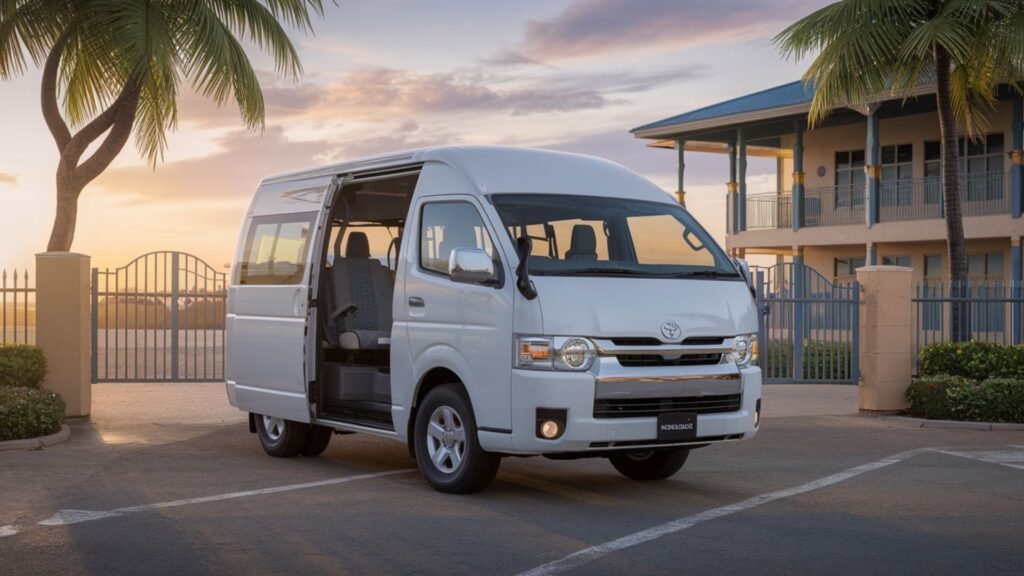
[226,146,761,493]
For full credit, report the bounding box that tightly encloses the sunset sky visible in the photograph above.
[0,0,829,272]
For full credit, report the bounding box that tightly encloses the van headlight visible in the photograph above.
[515,336,596,371]
[723,334,757,367]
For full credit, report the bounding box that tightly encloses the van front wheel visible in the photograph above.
[414,385,500,494]
[609,449,689,481]
[256,414,309,458]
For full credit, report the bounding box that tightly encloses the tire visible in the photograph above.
[302,425,333,457]
[256,414,309,458]
[414,384,501,494]
[609,449,690,481]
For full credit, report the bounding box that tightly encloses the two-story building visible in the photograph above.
[631,81,1024,287]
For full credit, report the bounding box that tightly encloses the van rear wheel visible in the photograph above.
[414,384,500,494]
[256,414,309,458]
[609,449,689,481]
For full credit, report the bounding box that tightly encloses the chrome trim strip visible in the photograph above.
[596,373,739,383]
[592,338,734,356]
[595,376,741,399]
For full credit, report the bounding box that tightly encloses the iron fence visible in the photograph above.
[1,268,34,345]
[92,252,227,382]
[912,280,1024,373]
[756,263,860,384]
[879,172,1009,222]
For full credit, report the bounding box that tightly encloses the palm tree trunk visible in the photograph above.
[934,43,970,341]
[47,171,84,252]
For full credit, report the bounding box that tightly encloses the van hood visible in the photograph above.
[530,276,758,340]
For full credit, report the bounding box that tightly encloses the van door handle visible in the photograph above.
[408,297,425,308]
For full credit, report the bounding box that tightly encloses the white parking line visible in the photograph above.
[0,525,18,538]
[39,469,416,527]
[935,449,1024,471]
[516,449,927,576]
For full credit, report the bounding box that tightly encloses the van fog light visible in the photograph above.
[536,408,567,440]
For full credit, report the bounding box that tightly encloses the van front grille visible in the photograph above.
[616,353,721,367]
[609,336,725,346]
[593,394,742,419]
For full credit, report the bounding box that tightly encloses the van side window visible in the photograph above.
[239,213,316,285]
[419,202,495,275]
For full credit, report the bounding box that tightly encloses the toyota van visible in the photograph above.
[226,146,762,494]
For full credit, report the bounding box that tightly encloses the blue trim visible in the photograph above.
[676,139,685,195]
[738,128,747,232]
[729,143,738,234]
[866,111,880,227]
[792,119,804,231]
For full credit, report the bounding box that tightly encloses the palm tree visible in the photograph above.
[775,0,1024,341]
[0,0,327,251]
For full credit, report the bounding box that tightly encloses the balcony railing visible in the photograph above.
[738,171,1011,232]
[746,193,792,230]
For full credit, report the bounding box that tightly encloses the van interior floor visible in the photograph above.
[320,358,395,431]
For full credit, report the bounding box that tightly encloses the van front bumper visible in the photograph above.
[482,366,761,455]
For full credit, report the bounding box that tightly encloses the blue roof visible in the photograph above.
[631,80,814,134]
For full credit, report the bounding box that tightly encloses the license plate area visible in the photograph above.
[657,412,697,442]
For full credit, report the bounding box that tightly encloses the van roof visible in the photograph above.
[259,145,672,204]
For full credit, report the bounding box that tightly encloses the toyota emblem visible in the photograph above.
[660,321,681,341]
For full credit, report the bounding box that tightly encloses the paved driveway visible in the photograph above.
[1,384,1021,575]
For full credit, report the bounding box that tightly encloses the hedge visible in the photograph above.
[918,341,1024,381]
[906,375,1024,423]
[0,387,65,441]
[759,340,853,380]
[0,344,47,389]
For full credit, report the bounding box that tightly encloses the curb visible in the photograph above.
[882,416,1024,431]
[0,425,71,452]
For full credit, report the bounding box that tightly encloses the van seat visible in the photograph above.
[329,232,393,350]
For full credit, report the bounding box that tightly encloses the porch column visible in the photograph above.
[738,128,748,232]
[1013,237,1022,344]
[729,143,739,233]
[675,139,686,206]
[867,243,878,266]
[1012,93,1023,218]
[865,107,880,227]
[792,119,805,231]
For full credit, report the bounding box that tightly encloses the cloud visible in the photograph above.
[520,0,829,61]
[0,173,16,185]
[477,51,548,67]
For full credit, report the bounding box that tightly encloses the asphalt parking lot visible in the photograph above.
[1,384,1022,576]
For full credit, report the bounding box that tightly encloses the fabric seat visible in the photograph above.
[328,232,394,350]
[565,225,598,260]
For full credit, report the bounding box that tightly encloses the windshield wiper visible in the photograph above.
[558,268,647,276]
[672,270,741,279]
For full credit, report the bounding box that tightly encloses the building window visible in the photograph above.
[925,134,1005,202]
[882,255,911,267]
[968,252,1005,333]
[922,254,942,330]
[880,144,913,207]
[833,256,865,281]
[834,150,865,209]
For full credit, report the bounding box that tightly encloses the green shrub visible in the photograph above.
[918,341,1024,381]
[906,375,1024,423]
[0,387,65,441]
[0,345,47,389]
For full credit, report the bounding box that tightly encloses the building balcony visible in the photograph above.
[737,172,1012,232]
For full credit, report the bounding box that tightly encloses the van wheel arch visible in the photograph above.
[407,367,465,456]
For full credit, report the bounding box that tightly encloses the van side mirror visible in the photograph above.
[733,258,754,292]
[450,248,499,286]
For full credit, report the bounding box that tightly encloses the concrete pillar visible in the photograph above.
[866,243,878,266]
[675,139,686,207]
[792,119,805,231]
[35,253,91,417]
[856,265,913,413]
[865,108,880,227]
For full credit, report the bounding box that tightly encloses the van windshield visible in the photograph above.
[491,194,739,279]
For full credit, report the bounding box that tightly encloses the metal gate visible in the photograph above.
[91,252,227,382]
[755,263,860,384]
